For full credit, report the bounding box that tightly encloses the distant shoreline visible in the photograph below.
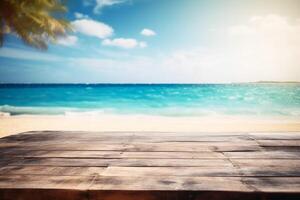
[0,81,299,85]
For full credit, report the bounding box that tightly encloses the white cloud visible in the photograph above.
[225,14,300,82]
[72,19,113,39]
[152,15,300,83]
[141,28,156,36]
[229,14,300,40]
[56,35,78,46]
[102,38,147,49]
[94,0,127,14]
[74,12,89,19]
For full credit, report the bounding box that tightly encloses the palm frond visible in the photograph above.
[0,0,70,50]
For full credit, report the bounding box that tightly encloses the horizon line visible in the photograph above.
[0,81,300,85]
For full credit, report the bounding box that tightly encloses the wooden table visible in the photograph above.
[0,131,299,200]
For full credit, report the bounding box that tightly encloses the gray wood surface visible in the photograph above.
[0,131,300,200]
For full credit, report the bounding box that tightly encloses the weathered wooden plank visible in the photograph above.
[15,158,233,167]
[1,131,254,146]
[0,150,124,158]
[238,166,300,177]
[0,166,106,176]
[130,132,247,137]
[243,177,300,193]
[231,159,300,167]
[258,140,300,147]
[102,166,300,178]
[0,158,12,166]
[0,143,128,151]
[12,131,300,140]
[2,131,134,138]
[3,165,299,178]
[90,176,253,192]
[13,158,118,167]
[101,166,240,177]
[0,141,260,152]
[250,132,300,140]
[224,151,300,159]
[127,142,260,152]
[0,150,225,159]
[0,175,93,190]
[130,135,252,143]
[0,132,134,145]
[4,131,247,140]
[0,142,21,148]
[120,151,225,159]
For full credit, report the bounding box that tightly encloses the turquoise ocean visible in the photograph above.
[0,84,299,118]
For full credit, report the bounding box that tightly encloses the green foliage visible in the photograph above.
[0,0,71,50]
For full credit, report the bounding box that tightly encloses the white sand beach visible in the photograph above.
[1,114,300,137]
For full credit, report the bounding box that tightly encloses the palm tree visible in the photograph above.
[0,0,70,50]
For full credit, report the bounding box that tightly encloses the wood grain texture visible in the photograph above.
[19,158,235,168]
[0,131,299,200]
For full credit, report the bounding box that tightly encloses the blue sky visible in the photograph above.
[1,0,300,83]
